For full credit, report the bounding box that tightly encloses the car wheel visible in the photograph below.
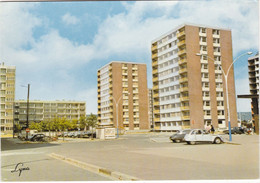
[234,132,237,135]
[190,141,196,145]
[186,141,190,144]
[175,139,181,143]
[214,137,221,144]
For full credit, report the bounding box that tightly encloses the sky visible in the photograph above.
[0,0,259,114]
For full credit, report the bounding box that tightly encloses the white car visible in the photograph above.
[184,129,224,145]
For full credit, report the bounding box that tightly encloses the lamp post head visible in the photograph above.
[247,52,253,55]
[196,53,201,56]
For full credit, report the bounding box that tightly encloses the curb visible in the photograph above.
[49,153,140,181]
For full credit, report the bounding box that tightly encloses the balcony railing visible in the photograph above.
[178,58,187,65]
[153,101,160,106]
[181,106,190,111]
[177,40,185,47]
[152,60,158,67]
[152,53,158,59]
[152,77,158,82]
[179,77,188,83]
[152,69,158,74]
[180,87,189,92]
[153,109,160,114]
[180,96,189,101]
[151,44,157,51]
[178,49,186,56]
[181,115,190,120]
[179,68,188,74]
[177,31,185,38]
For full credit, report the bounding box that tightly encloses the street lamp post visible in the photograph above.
[196,52,252,141]
[112,92,130,138]
[21,84,30,140]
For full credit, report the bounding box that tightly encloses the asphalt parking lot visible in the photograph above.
[1,132,259,181]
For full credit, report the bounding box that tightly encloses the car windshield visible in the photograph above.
[182,130,191,134]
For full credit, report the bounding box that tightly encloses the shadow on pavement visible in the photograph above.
[1,138,60,151]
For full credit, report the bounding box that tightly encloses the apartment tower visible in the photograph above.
[14,100,86,129]
[248,53,259,131]
[97,61,149,131]
[0,62,16,134]
[151,24,238,131]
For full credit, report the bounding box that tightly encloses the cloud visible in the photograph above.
[0,3,41,50]
[61,13,80,25]
[0,1,258,113]
[75,88,97,114]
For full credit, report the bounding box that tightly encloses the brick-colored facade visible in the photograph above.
[151,24,238,131]
[97,61,149,131]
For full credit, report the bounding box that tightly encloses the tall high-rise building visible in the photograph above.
[14,100,86,129]
[248,53,259,129]
[151,23,238,131]
[0,62,16,134]
[97,61,149,131]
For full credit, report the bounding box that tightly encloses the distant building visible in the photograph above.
[151,23,238,131]
[14,100,86,129]
[148,88,154,129]
[0,62,16,134]
[237,112,252,122]
[248,53,259,132]
[97,61,149,131]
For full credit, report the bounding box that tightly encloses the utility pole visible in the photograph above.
[26,84,30,140]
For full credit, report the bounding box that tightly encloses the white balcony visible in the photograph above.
[200,41,207,46]
[217,115,225,119]
[202,78,209,82]
[217,106,225,110]
[202,87,210,91]
[203,106,211,110]
[204,115,212,120]
[200,50,208,55]
[199,32,207,37]
[201,68,209,73]
[216,88,223,92]
[203,96,210,101]
[213,34,220,38]
[217,97,224,101]
[201,59,208,64]
[215,78,223,83]
[214,52,221,56]
[213,43,220,47]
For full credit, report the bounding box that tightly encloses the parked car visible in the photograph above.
[223,127,243,135]
[29,134,46,142]
[68,132,75,138]
[72,131,82,138]
[86,131,96,138]
[170,129,191,143]
[184,129,224,145]
[80,131,91,138]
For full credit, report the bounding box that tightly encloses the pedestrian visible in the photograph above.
[206,124,211,133]
[210,125,215,134]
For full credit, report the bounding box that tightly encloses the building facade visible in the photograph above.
[248,53,259,131]
[151,23,238,131]
[14,100,86,129]
[0,62,16,134]
[148,88,154,129]
[97,61,149,131]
